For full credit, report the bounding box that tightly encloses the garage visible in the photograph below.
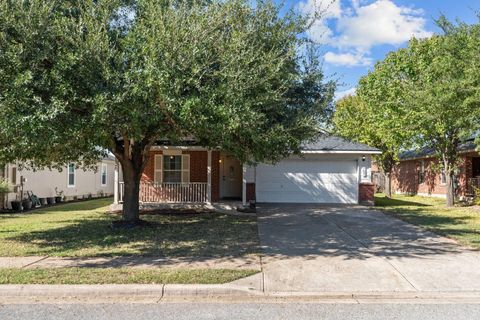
[255,158,359,204]
[243,136,382,205]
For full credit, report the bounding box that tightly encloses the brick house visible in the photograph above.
[392,138,480,198]
[114,136,380,206]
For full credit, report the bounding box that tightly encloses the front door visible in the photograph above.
[472,157,480,177]
[219,155,242,199]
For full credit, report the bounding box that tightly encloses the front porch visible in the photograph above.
[113,147,252,206]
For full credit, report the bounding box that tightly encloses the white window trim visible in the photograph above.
[154,152,190,183]
[101,163,108,187]
[419,160,425,184]
[67,164,76,188]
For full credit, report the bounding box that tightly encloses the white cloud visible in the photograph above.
[298,0,432,67]
[334,87,357,101]
[298,0,342,44]
[336,0,432,50]
[324,51,372,67]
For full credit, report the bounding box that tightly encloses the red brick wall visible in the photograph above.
[246,183,255,202]
[184,151,207,183]
[212,151,220,202]
[359,182,374,205]
[392,153,479,197]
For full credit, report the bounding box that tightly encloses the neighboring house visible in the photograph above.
[392,137,480,198]
[114,136,381,206]
[1,156,116,209]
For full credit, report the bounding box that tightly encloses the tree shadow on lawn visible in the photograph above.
[375,196,431,207]
[6,213,260,260]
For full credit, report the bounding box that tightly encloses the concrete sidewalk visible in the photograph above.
[0,255,261,270]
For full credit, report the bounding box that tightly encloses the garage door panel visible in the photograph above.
[256,160,358,204]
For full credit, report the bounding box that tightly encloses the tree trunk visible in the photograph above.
[385,172,392,198]
[119,161,142,222]
[446,171,455,207]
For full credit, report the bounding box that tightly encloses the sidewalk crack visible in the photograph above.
[21,256,49,269]
[156,284,165,303]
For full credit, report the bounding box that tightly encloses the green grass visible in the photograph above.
[0,268,258,284]
[0,198,259,257]
[375,194,480,248]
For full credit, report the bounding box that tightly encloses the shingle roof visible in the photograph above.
[399,138,478,160]
[301,136,381,153]
[152,135,381,153]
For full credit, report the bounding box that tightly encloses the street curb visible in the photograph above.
[0,284,259,299]
[2,285,480,301]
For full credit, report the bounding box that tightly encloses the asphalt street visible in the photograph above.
[1,302,480,320]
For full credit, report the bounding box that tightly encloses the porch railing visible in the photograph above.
[118,182,208,203]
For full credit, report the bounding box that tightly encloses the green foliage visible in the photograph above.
[335,17,480,205]
[0,0,335,166]
[0,0,335,219]
[333,93,407,175]
[0,179,12,194]
[474,187,480,206]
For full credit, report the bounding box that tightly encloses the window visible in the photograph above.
[163,155,182,182]
[101,163,107,186]
[68,164,75,187]
[154,153,190,183]
[11,167,17,185]
[418,160,425,184]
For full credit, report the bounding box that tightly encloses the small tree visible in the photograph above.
[0,0,335,223]
[397,22,480,206]
[333,90,408,198]
[340,18,480,206]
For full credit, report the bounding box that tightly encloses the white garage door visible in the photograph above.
[256,159,358,204]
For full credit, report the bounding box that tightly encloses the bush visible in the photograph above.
[475,187,480,206]
[0,179,12,194]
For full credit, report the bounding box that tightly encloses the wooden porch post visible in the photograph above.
[113,160,119,204]
[207,150,212,203]
[242,164,247,206]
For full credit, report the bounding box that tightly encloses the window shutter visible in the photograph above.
[181,154,190,183]
[154,155,163,183]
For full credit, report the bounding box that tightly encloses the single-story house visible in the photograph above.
[114,136,381,206]
[0,156,116,209]
[392,137,480,198]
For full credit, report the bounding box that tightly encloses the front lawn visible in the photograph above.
[375,194,480,249]
[0,198,259,258]
[0,268,257,284]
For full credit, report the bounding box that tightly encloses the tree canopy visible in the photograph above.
[0,0,335,222]
[334,17,480,206]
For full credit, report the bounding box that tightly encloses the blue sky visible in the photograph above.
[280,0,479,99]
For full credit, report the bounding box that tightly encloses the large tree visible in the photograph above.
[336,18,480,206]
[0,0,335,223]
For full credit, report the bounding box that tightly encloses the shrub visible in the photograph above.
[0,179,12,194]
[474,187,480,206]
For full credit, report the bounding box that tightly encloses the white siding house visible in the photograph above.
[1,156,116,209]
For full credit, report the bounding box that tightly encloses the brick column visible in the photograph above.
[359,182,375,206]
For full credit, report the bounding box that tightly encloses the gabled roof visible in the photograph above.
[301,136,381,154]
[399,138,478,160]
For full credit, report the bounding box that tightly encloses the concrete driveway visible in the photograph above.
[233,204,480,293]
